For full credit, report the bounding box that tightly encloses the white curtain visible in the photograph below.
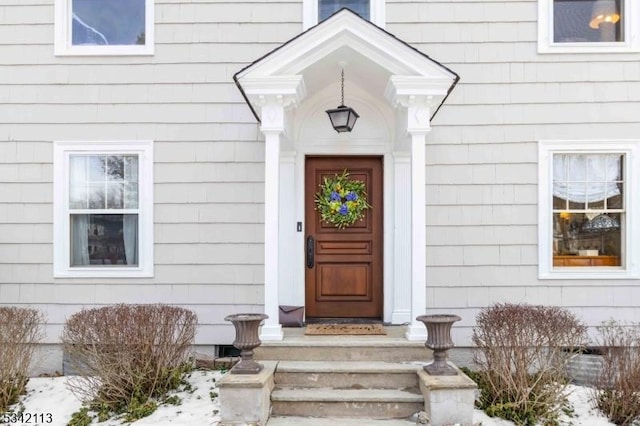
[122,156,139,265]
[553,154,621,203]
[71,215,90,266]
[70,156,90,265]
[123,215,138,265]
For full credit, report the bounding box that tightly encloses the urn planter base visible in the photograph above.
[225,313,268,375]
[416,314,461,376]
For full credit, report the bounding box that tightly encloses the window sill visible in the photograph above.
[54,267,153,278]
[538,42,639,54]
[54,45,154,57]
[539,266,637,280]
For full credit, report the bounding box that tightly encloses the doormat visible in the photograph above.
[304,323,386,335]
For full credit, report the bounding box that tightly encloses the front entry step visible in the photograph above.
[271,388,424,418]
[275,360,423,389]
[267,417,416,425]
[269,360,424,420]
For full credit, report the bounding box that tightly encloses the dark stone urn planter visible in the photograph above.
[224,313,268,374]
[416,314,461,376]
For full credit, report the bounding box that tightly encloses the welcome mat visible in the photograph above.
[304,323,386,335]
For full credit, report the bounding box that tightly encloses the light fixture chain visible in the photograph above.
[341,69,344,106]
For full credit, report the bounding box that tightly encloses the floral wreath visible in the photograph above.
[315,170,371,229]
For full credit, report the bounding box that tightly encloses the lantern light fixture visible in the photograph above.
[325,69,359,133]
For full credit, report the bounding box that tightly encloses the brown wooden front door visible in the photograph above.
[304,156,383,319]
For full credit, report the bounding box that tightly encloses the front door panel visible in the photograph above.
[304,156,383,319]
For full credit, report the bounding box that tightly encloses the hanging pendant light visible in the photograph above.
[589,0,620,29]
[326,69,359,133]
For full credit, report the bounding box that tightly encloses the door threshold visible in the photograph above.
[305,318,386,325]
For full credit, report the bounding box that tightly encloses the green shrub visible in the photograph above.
[62,304,197,420]
[593,321,640,425]
[471,303,587,425]
[0,307,43,412]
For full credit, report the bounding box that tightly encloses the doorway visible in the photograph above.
[304,156,383,319]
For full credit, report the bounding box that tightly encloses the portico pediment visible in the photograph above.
[234,8,459,123]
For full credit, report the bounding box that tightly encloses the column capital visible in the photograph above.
[385,75,451,135]
[241,76,307,133]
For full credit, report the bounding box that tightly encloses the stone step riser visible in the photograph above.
[275,371,419,390]
[271,401,423,419]
[255,346,429,362]
[267,417,416,425]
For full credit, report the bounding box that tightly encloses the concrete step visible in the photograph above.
[275,360,423,390]
[256,344,428,361]
[255,326,431,362]
[271,388,424,419]
[267,416,416,425]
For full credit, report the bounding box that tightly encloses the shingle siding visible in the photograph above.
[0,0,297,345]
[1,0,639,350]
[389,0,640,338]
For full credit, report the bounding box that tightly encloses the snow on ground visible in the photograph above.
[8,370,222,426]
[7,374,616,426]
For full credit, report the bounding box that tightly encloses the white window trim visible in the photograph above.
[303,0,385,30]
[538,140,640,279]
[53,141,154,278]
[54,0,154,56]
[538,0,639,53]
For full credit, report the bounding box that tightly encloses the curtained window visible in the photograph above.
[53,140,153,277]
[552,153,623,265]
[69,155,139,266]
[553,0,624,43]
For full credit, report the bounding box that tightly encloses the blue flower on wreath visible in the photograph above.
[338,204,349,215]
[330,191,341,201]
[345,192,358,201]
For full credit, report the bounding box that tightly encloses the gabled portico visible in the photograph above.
[234,9,459,341]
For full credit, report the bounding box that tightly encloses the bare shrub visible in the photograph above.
[471,303,587,425]
[61,304,197,415]
[0,307,43,412]
[593,321,640,426]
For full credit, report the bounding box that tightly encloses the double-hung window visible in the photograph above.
[304,0,385,29]
[538,141,639,279]
[538,0,639,53]
[54,141,153,277]
[54,0,154,56]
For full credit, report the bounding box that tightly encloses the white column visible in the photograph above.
[261,128,284,340]
[384,77,454,340]
[258,98,286,341]
[405,97,432,341]
[405,131,428,340]
[241,78,306,342]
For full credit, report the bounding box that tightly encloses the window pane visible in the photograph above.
[107,183,124,209]
[553,212,621,261]
[107,156,124,181]
[70,214,138,266]
[88,183,105,209]
[87,155,105,182]
[607,190,623,209]
[70,154,139,210]
[319,0,370,21]
[72,0,146,46]
[554,0,623,43]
